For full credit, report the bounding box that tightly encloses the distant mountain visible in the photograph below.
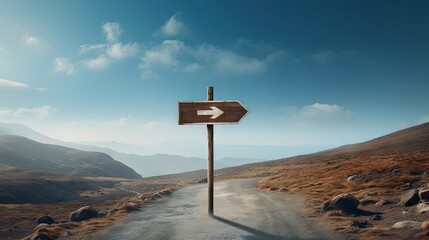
[0,122,59,145]
[0,122,268,177]
[109,153,230,177]
[0,135,141,179]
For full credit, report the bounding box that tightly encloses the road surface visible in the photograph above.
[98,178,344,240]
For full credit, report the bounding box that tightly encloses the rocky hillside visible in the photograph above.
[0,135,141,179]
[216,122,429,239]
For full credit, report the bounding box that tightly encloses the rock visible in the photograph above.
[118,203,139,212]
[400,189,420,206]
[36,215,54,225]
[419,187,429,200]
[347,175,357,181]
[370,215,382,220]
[69,206,98,222]
[416,202,429,214]
[375,199,393,206]
[392,221,422,229]
[34,223,50,230]
[63,231,72,237]
[30,233,53,240]
[422,221,429,230]
[322,193,360,213]
[197,178,208,183]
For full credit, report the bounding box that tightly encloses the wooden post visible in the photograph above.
[207,86,214,216]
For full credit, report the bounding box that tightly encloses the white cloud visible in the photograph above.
[21,34,41,47]
[183,63,202,72]
[196,44,267,74]
[21,33,49,48]
[0,79,46,91]
[79,44,107,54]
[52,57,75,75]
[0,105,55,118]
[159,13,185,37]
[139,40,186,79]
[42,117,202,146]
[84,55,110,69]
[284,103,353,127]
[55,22,139,74]
[15,106,55,118]
[107,42,139,60]
[138,41,278,78]
[300,103,351,117]
[103,22,122,42]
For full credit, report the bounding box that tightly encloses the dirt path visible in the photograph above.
[98,178,345,240]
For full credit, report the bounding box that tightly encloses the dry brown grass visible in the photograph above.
[218,152,429,239]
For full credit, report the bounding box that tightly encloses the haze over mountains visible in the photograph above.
[0,135,141,179]
[0,122,264,177]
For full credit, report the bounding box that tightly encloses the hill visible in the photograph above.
[0,122,264,177]
[216,122,429,240]
[0,135,141,179]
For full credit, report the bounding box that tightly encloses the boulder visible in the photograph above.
[392,221,422,229]
[419,187,429,200]
[400,189,420,206]
[69,206,98,222]
[30,233,53,240]
[322,193,360,213]
[36,215,54,225]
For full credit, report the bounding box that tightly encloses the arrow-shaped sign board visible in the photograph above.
[178,101,248,125]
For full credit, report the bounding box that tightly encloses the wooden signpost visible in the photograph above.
[178,86,248,215]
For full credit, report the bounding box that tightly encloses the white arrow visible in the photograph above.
[197,106,224,119]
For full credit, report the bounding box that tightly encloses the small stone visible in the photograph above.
[34,223,49,230]
[422,221,429,230]
[400,189,420,206]
[347,175,357,181]
[392,221,422,229]
[63,231,72,237]
[322,193,360,213]
[375,199,393,206]
[416,202,429,214]
[36,216,54,225]
[69,206,98,222]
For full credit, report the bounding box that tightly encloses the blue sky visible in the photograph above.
[0,0,428,158]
